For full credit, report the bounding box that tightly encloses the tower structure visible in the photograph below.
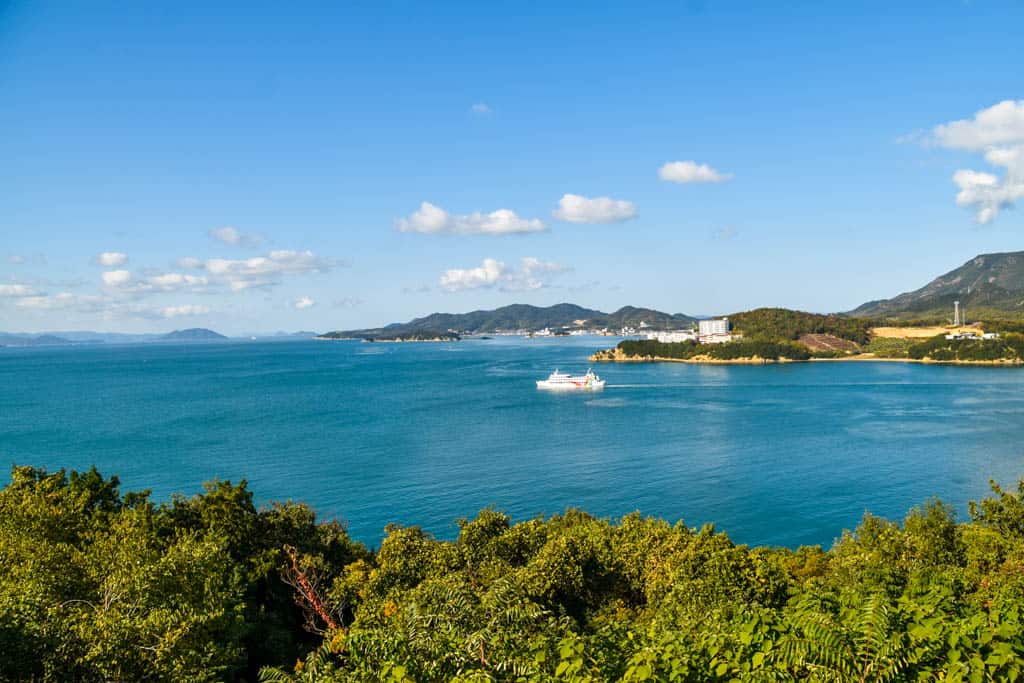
[954,301,961,326]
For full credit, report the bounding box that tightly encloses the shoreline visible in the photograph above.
[314,336,458,343]
[589,349,1024,367]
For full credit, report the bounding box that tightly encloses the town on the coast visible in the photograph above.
[307,251,1024,366]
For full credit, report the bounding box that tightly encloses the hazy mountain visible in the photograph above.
[45,331,161,344]
[159,328,229,342]
[323,303,696,338]
[0,333,75,347]
[851,251,1024,320]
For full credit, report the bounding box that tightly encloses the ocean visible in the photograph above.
[2,336,1023,549]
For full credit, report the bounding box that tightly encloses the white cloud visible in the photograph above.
[209,226,263,247]
[184,250,334,291]
[146,272,209,291]
[658,161,733,184]
[293,296,315,309]
[96,251,128,267]
[440,258,505,291]
[66,250,331,307]
[176,256,203,269]
[518,257,569,287]
[101,270,132,287]
[0,284,39,297]
[934,100,1024,151]
[162,304,210,318]
[552,194,637,224]
[15,292,103,311]
[7,255,25,265]
[439,257,569,292]
[471,102,493,114]
[397,202,546,235]
[14,291,209,320]
[931,100,1024,224]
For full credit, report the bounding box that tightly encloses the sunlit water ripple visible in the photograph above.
[2,336,1023,549]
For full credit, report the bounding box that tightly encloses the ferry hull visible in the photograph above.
[536,379,606,391]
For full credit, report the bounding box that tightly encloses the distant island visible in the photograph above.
[321,303,696,340]
[316,330,459,342]
[0,333,77,348]
[0,328,235,346]
[158,328,229,342]
[10,251,1024,357]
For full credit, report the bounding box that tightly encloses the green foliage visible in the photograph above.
[617,338,812,361]
[727,308,873,344]
[863,336,914,358]
[907,333,1024,362]
[6,467,1024,680]
[0,465,367,682]
[980,319,1024,335]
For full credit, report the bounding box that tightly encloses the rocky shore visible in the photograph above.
[590,347,1024,366]
[588,348,793,364]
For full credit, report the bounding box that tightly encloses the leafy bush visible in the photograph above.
[6,466,1024,681]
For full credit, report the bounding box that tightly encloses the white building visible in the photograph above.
[647,330,697,343]
[699,318,730,337]
[698,318,734,343]
[700,332,735,344]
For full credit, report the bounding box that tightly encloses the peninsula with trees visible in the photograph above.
[591,251,1024,366]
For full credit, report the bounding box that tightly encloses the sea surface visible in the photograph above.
[2,336,1023,549]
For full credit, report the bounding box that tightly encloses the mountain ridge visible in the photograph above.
[0,333,75,347]
[851,251,1024,319]
[325,303,696,338]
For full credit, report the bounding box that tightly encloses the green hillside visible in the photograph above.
[852,251,1024,320]
[323,303,696,338]
[727,308,872,344]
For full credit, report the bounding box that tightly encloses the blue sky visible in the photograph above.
[2,1,1022,334]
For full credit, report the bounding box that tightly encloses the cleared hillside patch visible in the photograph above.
[870,324,982,339]
[798,333,860,353]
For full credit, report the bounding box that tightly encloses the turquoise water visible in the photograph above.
[2,337,1023,549]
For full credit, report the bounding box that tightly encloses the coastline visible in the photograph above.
[314,336,457,343]
[589,348,1024,367]
[589,349,794,365]
[812,354,1024,366]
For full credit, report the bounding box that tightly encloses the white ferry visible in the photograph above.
[536,369,606,391]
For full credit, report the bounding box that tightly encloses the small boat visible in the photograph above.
[536,368,606,391]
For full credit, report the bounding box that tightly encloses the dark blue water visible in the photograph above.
[2,337,1023,549]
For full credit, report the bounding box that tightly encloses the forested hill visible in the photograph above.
[324,303,696,337]
[727,308,872,344]
[851,251,1024,320]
